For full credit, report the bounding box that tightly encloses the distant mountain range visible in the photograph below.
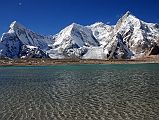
[0,11,159,59]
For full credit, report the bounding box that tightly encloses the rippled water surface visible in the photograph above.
[0,64,159,120]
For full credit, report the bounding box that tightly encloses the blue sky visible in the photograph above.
[0,0,159,36]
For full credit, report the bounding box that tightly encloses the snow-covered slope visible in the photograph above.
[104,11,159,59]
[48,23,99,59]
[0,11,159,59]
[87,22,114,46]
[0,21,53,58]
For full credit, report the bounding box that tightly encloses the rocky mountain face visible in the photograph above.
[106,11,159,59]
[0,21,53,58]
[0,11,159,59]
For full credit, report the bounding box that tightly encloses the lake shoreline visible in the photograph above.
[0,56,159,66]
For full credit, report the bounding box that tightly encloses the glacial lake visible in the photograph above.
[0,64,159,120]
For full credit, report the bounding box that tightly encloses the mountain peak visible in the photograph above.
[121,11,136,20]
[124,11,131,17]
[10,21,26,30]
[115,11,140,30]
[70,23,83,28]
[90,22,106,27]
[71,22,78,26]
[57,23,83,36]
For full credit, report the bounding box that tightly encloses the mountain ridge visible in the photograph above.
[0,11,159,59]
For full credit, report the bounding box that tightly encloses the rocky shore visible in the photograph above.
[0,55,159,66]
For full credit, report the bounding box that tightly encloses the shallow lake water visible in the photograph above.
[0,64,159,120]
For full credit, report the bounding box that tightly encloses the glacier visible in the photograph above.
[0,11,159,59]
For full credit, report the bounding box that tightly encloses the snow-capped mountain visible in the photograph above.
[105,11,159,59]
[0,11,159,59]
[0,21,53,58]
[47,23,99,59]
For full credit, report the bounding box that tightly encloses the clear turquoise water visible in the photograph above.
[0,64,159,120]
